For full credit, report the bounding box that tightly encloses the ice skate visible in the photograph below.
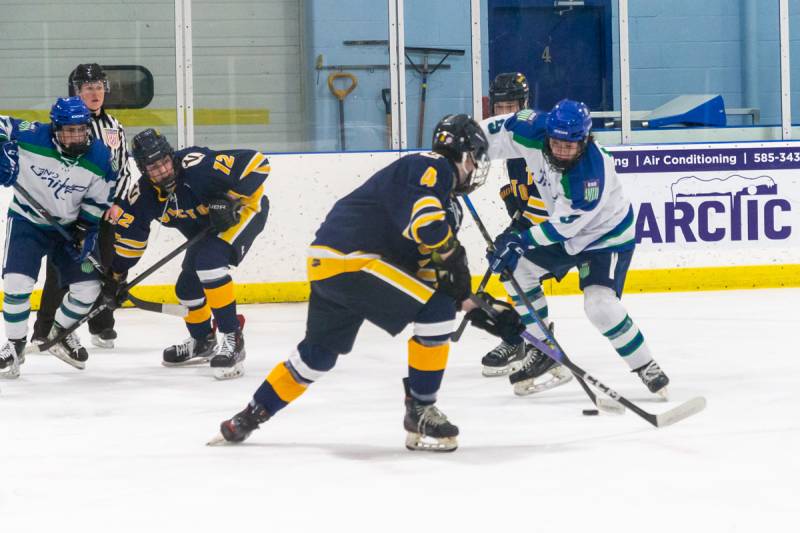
[0,338,26,379]
[509,344,572,396]
[29,331,48,352]
[207,401,271,446]
[47,324,88,370]
[634,360,670,399]
[162,331,217,367]
[91,328,117,349]
[481,339,525,377]
[403,378,458,452]
[210,328,245,380]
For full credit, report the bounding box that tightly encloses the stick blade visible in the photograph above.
[655,396,707,428]
[596,397,626,415]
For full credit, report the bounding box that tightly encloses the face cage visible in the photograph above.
[53,126,92,157]
[143,157,178,197]
[490,96,527,113]
[455,151,491,195]
[73,79,110,94]
[543,137,587,173]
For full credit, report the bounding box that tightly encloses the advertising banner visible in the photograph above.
[607,143,800,269]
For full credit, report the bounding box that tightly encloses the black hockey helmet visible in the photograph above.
[489,72,529,113]
[69,63,109,94]
[432,114,490,195]
[132,128,177,195]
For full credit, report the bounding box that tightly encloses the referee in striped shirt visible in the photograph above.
[32,63,132,349]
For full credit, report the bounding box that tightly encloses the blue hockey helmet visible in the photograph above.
[545,99,592,142]
[544,99,592,172]
[50,97,92,157]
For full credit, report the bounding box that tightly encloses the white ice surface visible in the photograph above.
[1,289,798,532]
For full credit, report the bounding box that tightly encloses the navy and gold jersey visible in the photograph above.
[111,146,270,273]
[505,157,548,227]
[307,152,462,283]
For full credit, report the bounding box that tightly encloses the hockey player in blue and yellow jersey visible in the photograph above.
[0,97,117,376]
[481,72,555,378]
[102,129,270,380]
[210,115,525,452]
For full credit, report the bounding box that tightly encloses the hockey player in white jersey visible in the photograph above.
[0,97,116,377]
[482,99,670,396]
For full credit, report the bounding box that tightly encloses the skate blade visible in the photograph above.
[90,337,114,349]
[24,344,45,355]
[49,350,85,370]
[655,387,669,401]
[513,371,573,396]
[161,356,212,368]
[405,432,458,452]
[213,362,245,381]
[0,363,21,380]
[481,365,510,377]
[206,432,229,446]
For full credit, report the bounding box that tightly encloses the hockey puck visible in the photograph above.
[582,409,600,416]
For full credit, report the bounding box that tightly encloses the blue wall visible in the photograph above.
[627,1,780,126]
[303,0,473,152]
[302,0,800,153]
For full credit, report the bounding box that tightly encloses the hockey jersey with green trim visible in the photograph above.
[0,115,116,230]
[481,110,634,255]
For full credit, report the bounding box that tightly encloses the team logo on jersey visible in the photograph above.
[584,179,600,202]
[102,128,121,150]
[19,120,36,131]
[516,109,535,122]
[181,152,206,169]
[578,263,590,279]
[30,166,89,199]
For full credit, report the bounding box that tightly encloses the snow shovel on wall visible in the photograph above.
[327,72,358,151]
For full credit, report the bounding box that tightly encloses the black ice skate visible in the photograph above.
[402,377,458,452]
[162,331,217,367]
[0,338,27,379]
[634,360,670,399]
[47,324,88,370]
[91,328,117,349]
[509,343,572,396]
[209,328,246,380]
[481,339,525,377]
[207,401,271,446]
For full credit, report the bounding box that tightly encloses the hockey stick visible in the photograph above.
[458,196,621,414]
[12,183,105,274]
[14,183,193,318]
[452,211,522,342]
[451,268,493,342]
[126,292,189,318]
[461,196,706,427]
[470,294,706,428]
[35,228,212,352]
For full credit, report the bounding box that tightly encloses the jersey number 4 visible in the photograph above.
[420,167,438,188]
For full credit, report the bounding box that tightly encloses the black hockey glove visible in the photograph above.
[465,291,524,345]
[432,240,471,306]
[100,274,129,310]
[208,197,241,232]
